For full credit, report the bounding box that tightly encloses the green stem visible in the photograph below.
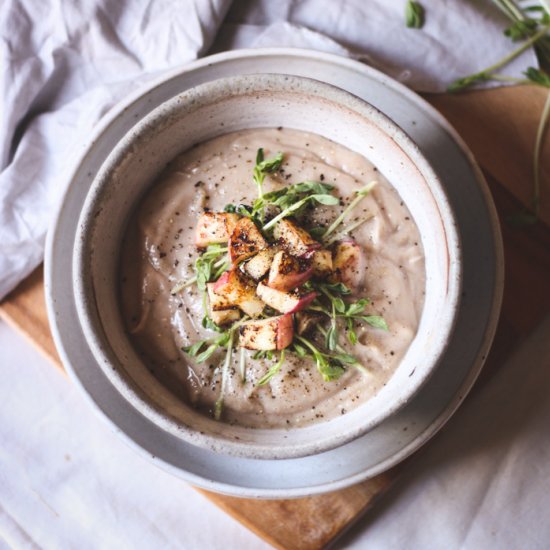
[214,329,234,420]
[322,182,377,239]
[490,74,529,83]
[449,25,550,92]
[323,216,373,245]
[262,196,309,230]
[486,26,550,73]
[171,255,228,294]
[239,346,247,383]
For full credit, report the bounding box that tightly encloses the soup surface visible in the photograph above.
[120,128,425,428]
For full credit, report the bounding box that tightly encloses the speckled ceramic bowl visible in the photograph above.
[72,74,461,459]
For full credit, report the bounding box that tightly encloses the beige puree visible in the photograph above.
[119,128,425,428]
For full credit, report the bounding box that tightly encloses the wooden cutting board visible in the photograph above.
[2,86,550,550]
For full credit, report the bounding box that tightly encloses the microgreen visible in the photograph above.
[449,1,550,224]
[405,1,425,29]
[183,317,250,420]
[447,25,550,93]
[322,182,376,240]
[308,281,388,360]
[295,336,346,381]
[171,245,228,294]
[239,346,247,382]
[257,350,286,386]
[214,328,235,420]
[262,193,340,231]
[323,215,374,245]
[253,148,284,198]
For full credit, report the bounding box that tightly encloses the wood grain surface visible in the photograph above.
[1,86,549,550]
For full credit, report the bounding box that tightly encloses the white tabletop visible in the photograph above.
[2,315,550,549]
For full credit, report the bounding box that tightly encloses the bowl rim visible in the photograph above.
[72,72,463,459]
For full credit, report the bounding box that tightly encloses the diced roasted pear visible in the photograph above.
[273,218,320,256]
[229,217,268,264]
[209,308,241,326]
[213,268,265,317]
[332,239,366,291]
[239,315,294,351]
[267,250,313,292]
[206,283,241,325]
[206,282,232,310]
[195,212,240,247]
[238,296,266,318]
[243,246,278,280]
[256,282,318,314]
[312,249,333,278]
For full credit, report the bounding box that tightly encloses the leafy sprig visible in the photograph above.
[183,317,249,419]
[294,336,355,381]
[321,182,377,240]
[308,281,388,348]
[449,0,550,224]
[254,148,284,200]
[262,194,340,231]
[257,350,286,386]
[171,244,228,295]
[405,1,425,29]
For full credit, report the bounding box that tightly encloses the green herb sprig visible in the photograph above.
[254,148,284,199]
[294,336,351,381]
[405,1,425,29]
[262,192,340,231]
[257,350,286,386]
[448,0,550,224]
[171,244,228,295]
[322,182,377,241]
[308,282,388,347]
[183,316,249,420]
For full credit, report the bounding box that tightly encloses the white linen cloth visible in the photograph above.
[1,1,548,548]
[0,0,538,300]
[2,316,550,549]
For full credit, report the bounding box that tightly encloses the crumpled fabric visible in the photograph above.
[0,0,538,299]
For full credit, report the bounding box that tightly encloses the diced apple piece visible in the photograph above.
[312,249,333,278]
[195,212,240,247]
[239,315,294,351]
[257,282,318,314]
[295,311,322,336]
[206,282,241,325]
[209,308,241,326]
[267,251,313,292]
[332,239,366,291]
[229,217,268,264]
[243,246,278,280]
[273,219,320,256]
[213,268,265,317]
[238,296,266,318]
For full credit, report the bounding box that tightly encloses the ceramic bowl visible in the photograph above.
[72,74,461,459]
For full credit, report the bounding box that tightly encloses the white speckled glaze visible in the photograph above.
[72,74,461,459]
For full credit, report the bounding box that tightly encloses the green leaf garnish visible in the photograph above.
[257,350,286,386]
[296,336,346,381]
[262,193,339,231]
[214,329,235,420]
[447,24,550,93]
[449,1,550,224]
[360,315,389,330]
[405,1,424,29]
[525,67,550,87]
[253,148,283,200]
[322,182,376,240]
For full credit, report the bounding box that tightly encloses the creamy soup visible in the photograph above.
[119,128,425,428]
